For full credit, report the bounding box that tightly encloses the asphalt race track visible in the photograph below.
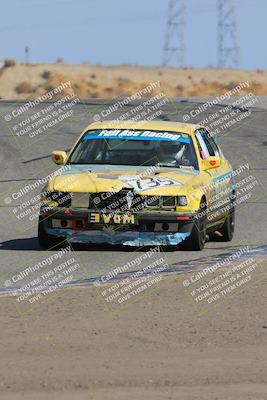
[0,97,266,289]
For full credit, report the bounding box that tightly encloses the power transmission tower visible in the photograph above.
[163,0,185,67]
[218,0,239,68]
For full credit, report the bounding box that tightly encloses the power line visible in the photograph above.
[217,0,239,68]
[162,0,186,67]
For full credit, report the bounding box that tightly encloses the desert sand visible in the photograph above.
[0,266,266,400]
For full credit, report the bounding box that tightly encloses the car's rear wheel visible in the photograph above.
[219,204,235,241]
[183,201,207,251]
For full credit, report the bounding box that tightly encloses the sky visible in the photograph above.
[0,0,266,70]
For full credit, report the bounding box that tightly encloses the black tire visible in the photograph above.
[219,204,235,241]
[38,218,60,249]
[183,201,207,251]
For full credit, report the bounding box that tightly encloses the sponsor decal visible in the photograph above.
[83,129,190,143]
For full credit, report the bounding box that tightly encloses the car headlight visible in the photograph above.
[177,196,188,206]
[162,196,176,207]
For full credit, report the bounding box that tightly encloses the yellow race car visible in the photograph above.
[38,120,235,250]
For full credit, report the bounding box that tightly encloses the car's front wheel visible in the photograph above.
[183,201,207,251]
[38,218,61,249]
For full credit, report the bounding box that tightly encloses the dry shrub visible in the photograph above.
[41,72,74,97]
[224,81,239,91]
[105,87,113,94]
[248,82,267,95]
[176,84,184,95]
[72,82,81,91]
[90,92,99,98]
[3,59,16,68]
[117,77,131,88]
[41,70,51,80]
[88,81,98,89]
[15,82,35,94]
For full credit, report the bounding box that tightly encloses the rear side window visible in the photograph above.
[202,129,219,156]
[195,129,219,158]
[195,130,209,159]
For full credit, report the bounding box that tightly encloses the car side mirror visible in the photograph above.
[202,156,221,170]
[52,151,68,165]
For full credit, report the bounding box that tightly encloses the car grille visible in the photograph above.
[89,191,176,212]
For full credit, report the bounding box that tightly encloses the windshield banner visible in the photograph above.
[83,129,190,143]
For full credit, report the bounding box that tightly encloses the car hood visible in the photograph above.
[48,164,200,196]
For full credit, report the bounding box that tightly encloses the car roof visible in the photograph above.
[83,120,203,136]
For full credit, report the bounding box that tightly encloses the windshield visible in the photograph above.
[68,129,199,170]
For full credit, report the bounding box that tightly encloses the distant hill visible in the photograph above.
[0,61,266,99]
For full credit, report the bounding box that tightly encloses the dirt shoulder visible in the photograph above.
[0,266,266,400]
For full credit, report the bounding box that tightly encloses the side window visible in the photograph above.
[208,133,222,157]
[195,130,209,159]
[201,129,220,157]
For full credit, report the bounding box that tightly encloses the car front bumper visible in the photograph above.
[40,208,196,246]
